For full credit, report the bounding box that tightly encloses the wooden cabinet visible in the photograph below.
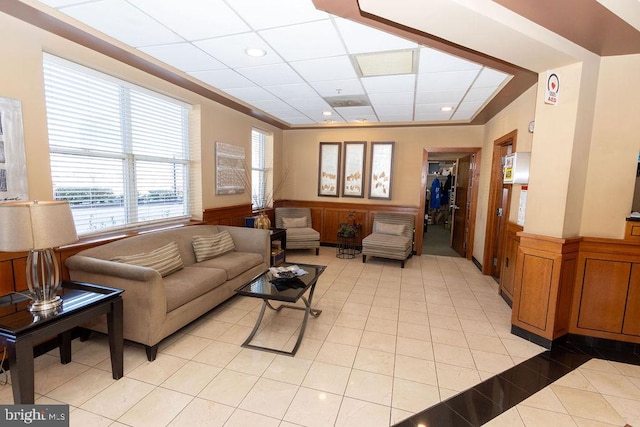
[570,238,640,342]
[499,222,522,304]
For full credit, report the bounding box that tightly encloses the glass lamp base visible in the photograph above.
[29,295,62,312]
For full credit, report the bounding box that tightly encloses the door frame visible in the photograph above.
[482,130,518,275]
[420,147,481,260]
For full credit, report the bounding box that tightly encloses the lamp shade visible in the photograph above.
[0,200,78,251]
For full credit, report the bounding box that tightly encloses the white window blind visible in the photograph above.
[251,128,272,210]
[43,54,190,236]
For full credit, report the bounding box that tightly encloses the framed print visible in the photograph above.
[318,142,341,197]
[215,142,246,195]
[0,97,28,202]
[342,141,366,198]
[368,141,395,200]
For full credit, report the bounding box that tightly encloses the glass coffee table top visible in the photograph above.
[236,263,325,303]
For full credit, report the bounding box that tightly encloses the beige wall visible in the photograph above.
[474,85,537,262]
[282,126,483,206]
[580,54,640,238]
[0,11,283,215]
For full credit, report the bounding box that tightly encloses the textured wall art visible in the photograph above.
[318,142,341,197]
[0,97,28,202]
[368,141,395,200]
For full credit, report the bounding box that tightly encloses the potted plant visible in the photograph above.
[338,210,360,237]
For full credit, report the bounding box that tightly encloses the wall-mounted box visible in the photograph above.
[503,152,531,184]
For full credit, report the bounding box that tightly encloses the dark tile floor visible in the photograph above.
[394,335,640,427]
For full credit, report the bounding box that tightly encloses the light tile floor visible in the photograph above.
[0,247,638,426]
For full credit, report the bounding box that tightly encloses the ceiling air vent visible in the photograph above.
[323,95,371,108]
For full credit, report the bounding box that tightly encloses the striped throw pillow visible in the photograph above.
[111,241,184,277]
[192,231,236,262]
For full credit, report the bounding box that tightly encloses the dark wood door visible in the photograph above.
[452,155,471,257]
[491,144,512,279]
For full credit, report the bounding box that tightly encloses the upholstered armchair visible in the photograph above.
[362,212,415,268]
[275,207,320,255]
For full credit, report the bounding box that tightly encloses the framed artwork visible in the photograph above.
[318,142,341,197]
[342,141,366,198]
[0,97,28,202]
[368,141,395,200]
[215,141,246,195]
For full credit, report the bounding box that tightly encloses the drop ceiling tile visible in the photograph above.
[224,86,279,103]
[60,0,183,47]
[236,63,303,86]
[415,112,454,122]
[473,67,511,88]
[188,69,253,89]
[452,101,485,120]
[139,43,226,72]
[417,70,479,92]
[38,0,83,6]
[310,79,365,97]
[264,83,318,99]
[251,99,292,111]
[376,113,413,122]
[335,106,376,117]
[290,56,358,82]
[374,104,414,116]
[415,103,453,115]
[283,116,319,125]
[194,33,284,68]
[334,17,417,54]
[259,20,345,62]
[225,0,328,30]
[286,97,332,112]
[128,0,249,41]
[415,90,466,105]
[418,47,482,73]
[305,111,346,123]
[463,86,499,103]
[369,92,414,105]
[361,74,416,94]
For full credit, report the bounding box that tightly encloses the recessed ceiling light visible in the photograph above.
[355,118,368,123]
[245,47,266,57]
[441,106,453,112]
[323,111,332,116]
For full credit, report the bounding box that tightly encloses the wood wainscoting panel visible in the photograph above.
[516,254,554,332]
[0,260,15,296]
[577,259,631,333]
[623,264,640,336]
[512,233,580,342]
[500,222,523,304]
[203,204,253,226]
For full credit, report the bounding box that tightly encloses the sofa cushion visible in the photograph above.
[282,217,307,228]
[163,266,227,312]
[111,241,184,277]
[375,222,406,236]
[193,251,263,280]
[192,231,235,262]
[286,227,320,242]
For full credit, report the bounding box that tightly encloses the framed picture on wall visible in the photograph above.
[368,141,395,200]
[215,141,246,195]
[342,141,366,198]
[318,142,341,197]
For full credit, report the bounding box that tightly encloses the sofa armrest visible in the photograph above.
[218,226,270,264]
[65,255,160,282]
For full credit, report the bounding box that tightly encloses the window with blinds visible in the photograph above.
[43,54,191,236]
[251,128,272,210]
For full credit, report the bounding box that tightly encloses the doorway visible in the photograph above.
[483,130,517,279]
[421,148,481,259]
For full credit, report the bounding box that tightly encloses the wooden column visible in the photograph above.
[511,233,581,345]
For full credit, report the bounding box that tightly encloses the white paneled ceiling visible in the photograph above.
[36,0,512,127]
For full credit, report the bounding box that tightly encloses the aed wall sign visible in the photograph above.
[545,71,560,105]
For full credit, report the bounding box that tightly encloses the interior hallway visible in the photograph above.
[0,247,638,426]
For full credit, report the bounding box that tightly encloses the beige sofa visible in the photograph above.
[65,225,270,361]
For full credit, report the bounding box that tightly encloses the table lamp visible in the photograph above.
[0,200,78,312]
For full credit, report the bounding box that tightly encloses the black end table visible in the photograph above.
[235,263,325,356]
[0,281,124,404]
[269,228,287,266]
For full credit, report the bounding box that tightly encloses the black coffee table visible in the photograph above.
[235,263,325,356]
[0,281,124,404]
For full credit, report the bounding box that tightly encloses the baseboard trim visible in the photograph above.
[472,256,482,271]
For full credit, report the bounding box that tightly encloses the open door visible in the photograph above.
[451,155,472,257]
